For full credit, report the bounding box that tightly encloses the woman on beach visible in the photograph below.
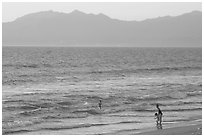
[156,104,163,124]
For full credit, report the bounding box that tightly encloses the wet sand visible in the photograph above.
[137,124,202,135]
[6,122,202,135]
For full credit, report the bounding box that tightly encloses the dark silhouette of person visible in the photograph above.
[99,99,102,110]
[155,113,159,124]
[156,104,163,124]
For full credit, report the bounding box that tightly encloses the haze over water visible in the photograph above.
[2,47,202,134]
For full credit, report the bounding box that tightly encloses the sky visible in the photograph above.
[2,2,202,22]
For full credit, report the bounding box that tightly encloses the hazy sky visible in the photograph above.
[2,2,202,22]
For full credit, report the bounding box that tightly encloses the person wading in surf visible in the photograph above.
[156,104,163,125]
[98,99,102,110]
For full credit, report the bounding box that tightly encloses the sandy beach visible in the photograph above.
[107,124,202,135]
[137,124,202,135]
[139,124,202,135]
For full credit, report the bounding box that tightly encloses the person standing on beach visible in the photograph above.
[156,104,163,124]
[99,99,102,110]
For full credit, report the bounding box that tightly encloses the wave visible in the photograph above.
[3,79,34,85]
[3,123,110,134]
[3,119,142,135]
[3,99,24,104]
[72,107,126,116]
[12,91,61,97]
[57,101,73,106]
[41,123,108,131]
[167,107,202,112]
[127,95,174,103]
[4,89,201,116]
[117,120,142,124]
[127,91,201,103]
[3,129,32,135]
[186,91,202,97]
[3,63,53,69]
[89,66,201,74]
[19,107,42,116]
[4,64,39,69]
[163,119,192,123]
[42,114,88,120]
[73,109,103,115]
[4,105,39,111]
[150,101,202,107]
[35,120,141,132]
[132,107,201,112]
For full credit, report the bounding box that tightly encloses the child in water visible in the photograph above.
[98,99,102,110]
[155,113,159,124]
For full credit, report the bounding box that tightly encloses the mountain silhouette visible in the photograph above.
[2,10,202,47]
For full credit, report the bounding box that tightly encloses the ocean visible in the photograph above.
[2,47,202,135]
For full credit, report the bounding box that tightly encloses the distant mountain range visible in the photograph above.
[2,10,202,47]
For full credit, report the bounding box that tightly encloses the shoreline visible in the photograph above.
[4,121,202,135]
[136,124,202,135]
[107,118,202,135]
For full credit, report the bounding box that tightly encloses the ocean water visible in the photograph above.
[2,47,202,135]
